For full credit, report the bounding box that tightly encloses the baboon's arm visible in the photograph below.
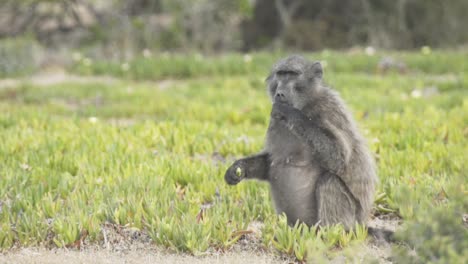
[271,102,350,175]
[225,152,270,185]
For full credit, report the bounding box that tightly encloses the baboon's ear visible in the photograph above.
[309,62,323,79]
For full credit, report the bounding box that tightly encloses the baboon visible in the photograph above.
[225,55,378,231]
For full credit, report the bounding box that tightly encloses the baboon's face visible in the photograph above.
[267,71,310,109]
[266,55,322,110]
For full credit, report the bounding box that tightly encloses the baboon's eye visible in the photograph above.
[294,84,305,92]
[277,70,300,76]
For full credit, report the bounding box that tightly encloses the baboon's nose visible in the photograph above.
[275,92,285,99]
[275,92,286,103]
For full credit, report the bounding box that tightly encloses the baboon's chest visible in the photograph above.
[265,121,312,167]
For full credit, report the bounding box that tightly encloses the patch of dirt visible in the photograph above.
[0,249,285,264]
[0,71,185,90]
[96,222,153,252]
[0,79,18,89]
[37,72,120,86]
[0,70,119,88]
[368,213,402,232]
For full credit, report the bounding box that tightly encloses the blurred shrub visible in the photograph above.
[245,0,468,50]
[70,52,276,80]
[2,0,468,52]
[69,50,468,81]
[392,174,468,263]
[0,37,41,77]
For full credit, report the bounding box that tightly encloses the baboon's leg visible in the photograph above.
[315,174,359,229]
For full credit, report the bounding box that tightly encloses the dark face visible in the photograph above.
[267,71,310,109]
[266,56,323,109]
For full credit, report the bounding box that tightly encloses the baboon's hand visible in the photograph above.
[271,102,308,134]
[271,102,303,123]
[224,160,246,185]
[271,102,290,121]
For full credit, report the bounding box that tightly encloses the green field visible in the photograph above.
[1,51,467,262]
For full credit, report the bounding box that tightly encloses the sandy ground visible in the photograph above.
[0,249,288,264]
[0,244,396,264]
[0,242,395,264]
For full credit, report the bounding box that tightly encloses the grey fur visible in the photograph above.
[225,55,378,229]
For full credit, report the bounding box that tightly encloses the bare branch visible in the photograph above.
[274,0,303,29]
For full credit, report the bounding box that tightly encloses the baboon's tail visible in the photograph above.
[367,227,395,242]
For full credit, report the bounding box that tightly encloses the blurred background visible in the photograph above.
[1,0,468,76]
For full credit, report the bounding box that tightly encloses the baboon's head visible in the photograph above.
[266,55,323,109]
